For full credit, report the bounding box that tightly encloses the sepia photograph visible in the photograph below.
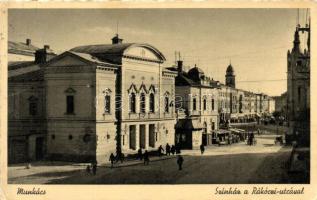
[6,8,310,186]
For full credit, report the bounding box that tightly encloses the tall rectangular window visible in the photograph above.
[129,93,136,113]
[29,102,37,116]
[140,93,146,113]
[193,98,197,111]
[104,95,111,113]
[212,99,215,111]
[149,93,155,113]
[203,99,207,110]
[66,95,74,114]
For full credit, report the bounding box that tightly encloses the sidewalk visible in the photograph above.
[99,154,177,168]
[287,146,310,183]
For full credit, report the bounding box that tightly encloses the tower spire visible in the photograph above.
[292,28,301,53]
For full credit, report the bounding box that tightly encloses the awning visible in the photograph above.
[214,129,231,135]
[175,119,204,130]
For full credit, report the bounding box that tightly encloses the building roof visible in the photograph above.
[8,41,39,55]
[8,61,36,71]
[8,69,44,82]
[70,43,166,64]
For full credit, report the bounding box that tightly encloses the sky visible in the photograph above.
[8,9,310,96]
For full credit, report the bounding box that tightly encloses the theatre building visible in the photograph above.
[8,34,177,164]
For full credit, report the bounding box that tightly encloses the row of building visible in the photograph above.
[8,35,275,164]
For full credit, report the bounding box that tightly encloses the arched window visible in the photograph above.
[164,96,169,113]
[130,93,136,113]
[140,93,146,113]
[203,98,207,111]
[149,93,155,113]
[193,98,197,111]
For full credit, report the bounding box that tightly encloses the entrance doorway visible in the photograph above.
[149,124,155,147]
[35,137,44,160]
[139,125,146,149]
[129,125,136,150]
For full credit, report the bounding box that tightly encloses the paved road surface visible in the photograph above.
[9,136,293,184]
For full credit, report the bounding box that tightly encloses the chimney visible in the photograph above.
[177,60,183,73]
[26,39,31,46]
[111,34,123,44]
[34,46,48,64]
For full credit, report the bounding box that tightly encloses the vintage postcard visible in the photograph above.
[0,2,316,200]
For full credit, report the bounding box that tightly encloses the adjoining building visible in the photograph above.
[286,22,310,146]
[8,39,56,163]
[8,35,177,164]
[168,61,219,149]
[273,92,287,119]
[219,63,272,126]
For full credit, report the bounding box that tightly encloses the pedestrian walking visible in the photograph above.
[158,145,164,157]
[86,165,91,174]
[166,143,171,156]
[137,148,143,160]
[177,155,184,170]
[143,150,150,165]
[257,129,260,135]
[171,145,176,155]
[92,161,97,175]
[200,144,205,155]
[109,153,115,168]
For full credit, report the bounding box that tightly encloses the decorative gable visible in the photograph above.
[28,95,38,102]
[103,88,112,95]
[127,84,138,94]
[139,83,148,94]
[64,87,76,94]
[148,84,156,93]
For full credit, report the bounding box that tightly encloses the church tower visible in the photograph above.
[225,63,235,88]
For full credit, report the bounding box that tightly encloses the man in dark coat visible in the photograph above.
[177,155,184,170]
[166,143,171,156]
[143,150,150,165]
[109,153,115,168]
[158,145,164,157]
[137,148,143,160]
[92,161,97,175]
[200,144,205,155]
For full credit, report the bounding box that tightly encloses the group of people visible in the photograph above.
[109,151,125,168]
[136,143,184,170]
[137,149,150,165]
[86,143,187,173]
[157,143,182,157]
[247,132,256,146]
